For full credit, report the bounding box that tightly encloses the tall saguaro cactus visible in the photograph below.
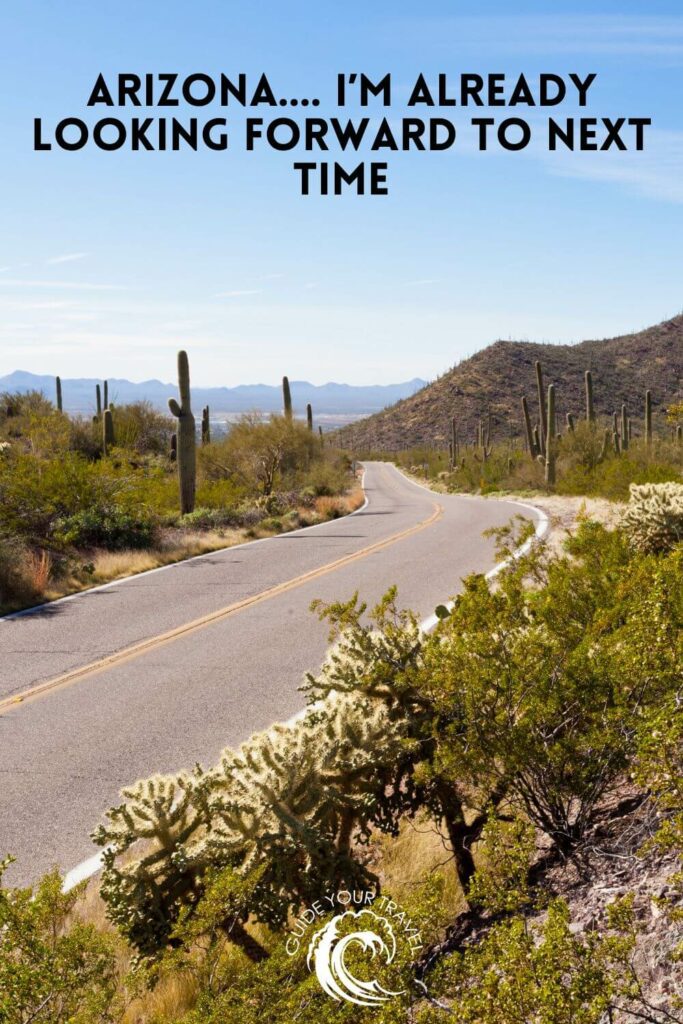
[95,383,102,419]
[521,395,537,458]
[645,389,653,447]
[103,380,109,410]
[585,370,595,423]
[282,376,293,420]
[544,384,556,486]
[168,350,196,514]
[306,403,313,431]
[55,376,62,412]
[103,408,115,454]
[621,404,629,451]
[535,361,547,456]
[201,405,211,446]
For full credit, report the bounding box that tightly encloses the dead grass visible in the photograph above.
[371,812,466,917]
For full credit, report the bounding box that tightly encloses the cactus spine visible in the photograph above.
[645,389,653,446]
[585,370,594,423]
[103,408,115,454]
[282,376,292,420]
[620,404,628,451]
[168,350,196,514]
[95,383,102,419]
[544,384,556,486]
[55,376,62,412]
[535,361,547,455]
[306,403,313,431]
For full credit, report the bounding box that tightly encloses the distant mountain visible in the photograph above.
[0,371,426,417]
[343,315,683,449]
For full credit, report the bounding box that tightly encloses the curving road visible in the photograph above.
[0,464,543,885]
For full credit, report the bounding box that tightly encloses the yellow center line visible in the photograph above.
[1,502,443,714]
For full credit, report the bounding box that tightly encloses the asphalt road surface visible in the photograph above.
[0,463,542,885]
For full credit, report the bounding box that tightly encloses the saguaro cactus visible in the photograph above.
[201,406,211,446]
[170,432,177,462]
[566,412,575,433]
[645,389,653,446]
[621,404,629,451]
[282,376,292,420]
[451,417,458,467]
[55,376,62,412]
[103,380,109,410]
[585,370,595,423]
[522,396,537,458]
[95,383,102,419]
[318,425,324,446]
[306,403,313,431]
[168,350,196,514]
[535,361,547,455]
[103,408,115,454]
[544,384,556,486]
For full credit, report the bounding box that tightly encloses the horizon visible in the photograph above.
[2,304,681,388]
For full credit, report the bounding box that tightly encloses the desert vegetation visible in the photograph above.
[2,482,682,1021]
[0,353,357,613]
[348,358,683,501]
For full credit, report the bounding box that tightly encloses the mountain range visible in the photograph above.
[0,371,426,419]
[344,315,683,449]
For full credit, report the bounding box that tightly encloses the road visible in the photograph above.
[0,464,543,885]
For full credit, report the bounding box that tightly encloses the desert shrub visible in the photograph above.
[200,415,321,495]
[53,505,158,550]
[0,859,121,1024]
[108,401,174,455]
[418,898,637,1024]
[178,507,239,530]
[0,535,41,607]
[620,481,683,553]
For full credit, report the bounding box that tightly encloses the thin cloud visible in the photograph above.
[215,289,262,298]
[395,15,683,58]
[0,278,126,291]
[46,252,89,265]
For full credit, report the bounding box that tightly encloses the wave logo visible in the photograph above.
[306,908,405,1006]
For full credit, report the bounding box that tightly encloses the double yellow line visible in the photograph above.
[0,502,442,714]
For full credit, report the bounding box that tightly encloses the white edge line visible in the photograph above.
[61,465,547,893]
[5,474,369,624]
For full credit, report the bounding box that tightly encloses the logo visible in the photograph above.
[285,889,424,1007]
[307,908,404,1007]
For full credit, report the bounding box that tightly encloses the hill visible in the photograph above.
[0,371,426,419]
[344,315,683,449]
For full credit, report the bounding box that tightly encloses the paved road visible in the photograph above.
[0,464,541,884]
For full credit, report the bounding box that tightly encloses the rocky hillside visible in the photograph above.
[345,315,683,450]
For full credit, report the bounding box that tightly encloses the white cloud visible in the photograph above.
[46,252,89,265]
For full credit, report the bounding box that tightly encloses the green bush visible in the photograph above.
[53,505,158,550]
[0,859,121,1024]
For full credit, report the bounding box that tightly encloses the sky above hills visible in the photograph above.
[2,1,683,386]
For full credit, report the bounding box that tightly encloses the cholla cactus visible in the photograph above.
[620,482,683,554]
[94,688,404,956]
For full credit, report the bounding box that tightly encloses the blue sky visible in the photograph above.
[1,1,683,386]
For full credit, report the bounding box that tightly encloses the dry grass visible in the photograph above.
[371,812,466,917]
